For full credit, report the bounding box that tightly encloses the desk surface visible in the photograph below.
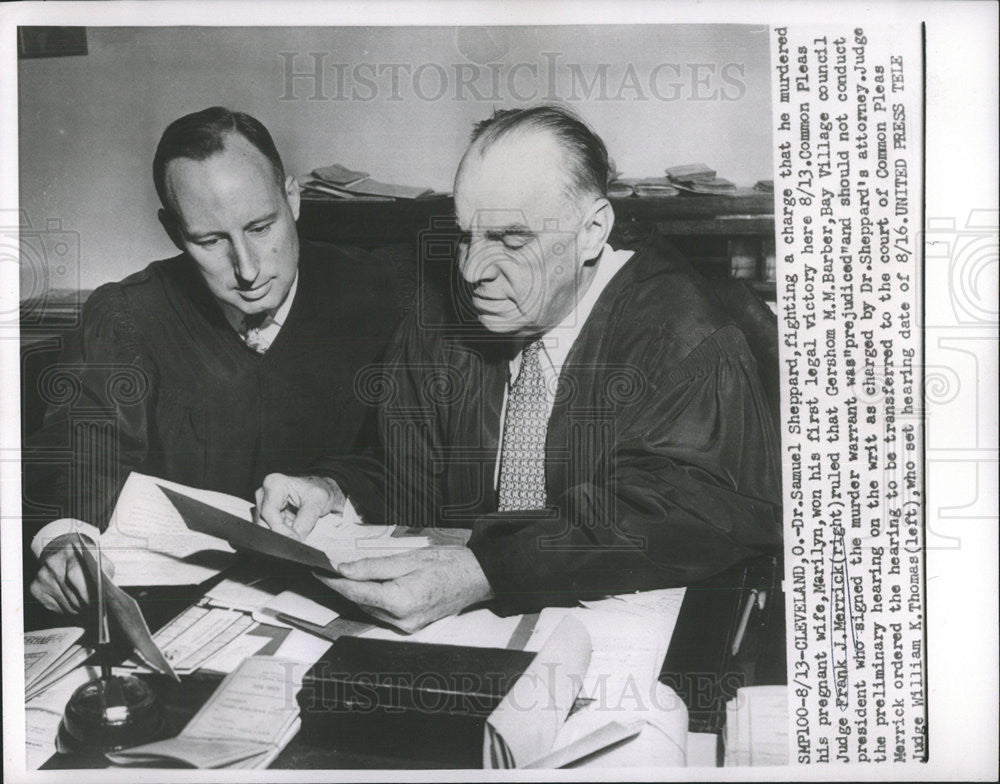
[31,557,785,770]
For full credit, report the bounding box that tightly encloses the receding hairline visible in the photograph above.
[457,125,598,207]
[160,130,286,215]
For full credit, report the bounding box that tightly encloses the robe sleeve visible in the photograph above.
[22,283,156,538]
[467,326,783,614]
[307,294,443,527]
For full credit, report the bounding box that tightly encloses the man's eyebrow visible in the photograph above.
[244,211,279,229]
[484,225,535,239]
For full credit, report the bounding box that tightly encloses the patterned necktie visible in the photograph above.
[241,312,269,354]
[497,340,548,512]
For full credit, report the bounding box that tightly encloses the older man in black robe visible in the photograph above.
[257,105,782,631]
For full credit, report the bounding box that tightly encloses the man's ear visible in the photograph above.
[579,197,614,262]
[158,208,184,251]
[285,175,301,221]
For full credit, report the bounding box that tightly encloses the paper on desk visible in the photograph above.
[25,642,92,702]
[534,682,689,768]
[107,656,306,769]
[74,535,178,680]
[24,627,83,685]
[484,615,591,769]
[198,624,291,675]
[724,685,788,766]
[360,606,522,649]
[204,575,283,613]
[255,590,339,628]
[271,627,333,666]
[526,606,667,707]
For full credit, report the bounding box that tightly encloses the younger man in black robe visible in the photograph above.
[26,107,407,615]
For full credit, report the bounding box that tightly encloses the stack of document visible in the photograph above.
[666,162,737,194]
[24,627,92,701]
[724,685,789,766]
[301,162,436,200]
[121,579,345,675]
[108,656,306,769]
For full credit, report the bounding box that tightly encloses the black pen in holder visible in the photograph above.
[59,540,164,754]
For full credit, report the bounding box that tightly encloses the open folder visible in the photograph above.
[95,471,428,586]
[159,488,338,574]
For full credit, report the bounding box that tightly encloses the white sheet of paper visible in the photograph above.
[485,615,592,769]
[303,511,429,565]
[271,628,333,666]
[198,628,281,675]
[360,607,521,649]
[204,576,282,613]
[542,682,689,768]
[104,471,240,557]
[25,665,99,770]
[258,590,339,628]
[526,607,663,706]
[102,472,429,585]
[525,588,684,707]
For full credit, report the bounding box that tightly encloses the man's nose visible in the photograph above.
[231,238,260,288]
[458,237,498,285]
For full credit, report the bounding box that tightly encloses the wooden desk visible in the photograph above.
[33,556,785,770]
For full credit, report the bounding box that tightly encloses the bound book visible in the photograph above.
[297,636,535,766]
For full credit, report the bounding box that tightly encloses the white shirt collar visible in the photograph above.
[509,244,634,381]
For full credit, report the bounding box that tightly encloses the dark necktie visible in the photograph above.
[497,340,548,512]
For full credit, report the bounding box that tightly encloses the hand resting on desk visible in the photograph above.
[30,533,115,615]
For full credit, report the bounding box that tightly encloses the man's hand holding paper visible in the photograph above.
[254,473,346,540]
[313,547,494,634]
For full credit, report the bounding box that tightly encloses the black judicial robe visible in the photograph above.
[22,241,409,537]
[316,235,784,614]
